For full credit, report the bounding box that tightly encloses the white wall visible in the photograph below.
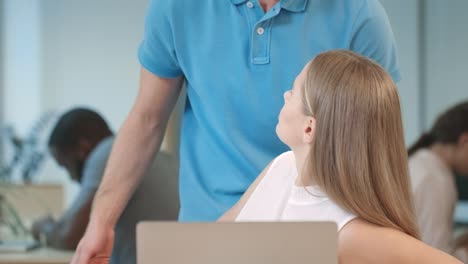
[3,0,41,135]
[39,0,152,205]
[1,0,45,184]
[425,0,468,129]
[380,0,421,145]
[40,0,185,153]
[381,0,468,143]
[41,0,148,129]
[0,0,4,165]
[382,0,468,139]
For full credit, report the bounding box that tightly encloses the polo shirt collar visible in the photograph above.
[230,0,247,4]
[230,0,309,13]
[281,0,308,12]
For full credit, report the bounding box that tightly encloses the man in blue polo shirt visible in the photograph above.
[72,0,400,262]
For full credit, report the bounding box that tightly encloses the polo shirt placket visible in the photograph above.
[242,1,283,66]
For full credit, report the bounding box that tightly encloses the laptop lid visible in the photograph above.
[137,222,337,264]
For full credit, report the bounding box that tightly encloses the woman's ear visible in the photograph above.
[302,117,316,144]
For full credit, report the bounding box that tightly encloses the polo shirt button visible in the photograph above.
[246,1,254,8]
[256,27,265,35]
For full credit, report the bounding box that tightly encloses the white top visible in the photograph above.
[236,151,356,231]
[409,149,466,262]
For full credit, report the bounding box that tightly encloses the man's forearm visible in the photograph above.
[90,109,168,227]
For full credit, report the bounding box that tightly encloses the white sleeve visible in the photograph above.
[413,176,458,258]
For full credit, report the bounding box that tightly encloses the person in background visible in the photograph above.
[31,108,179,264]
[219,50,461,263]
[408,101,468,262]
[72,0,402,262]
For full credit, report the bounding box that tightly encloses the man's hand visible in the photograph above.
[70,222,115,264]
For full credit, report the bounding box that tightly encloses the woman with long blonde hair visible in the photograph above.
[219,50,461,263]
[408,101,468,261]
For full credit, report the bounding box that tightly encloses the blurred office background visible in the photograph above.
[0,0,467,208]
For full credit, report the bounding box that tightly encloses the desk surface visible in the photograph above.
[0,248,73,264]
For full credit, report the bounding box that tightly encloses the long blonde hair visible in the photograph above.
[302,50,419,239]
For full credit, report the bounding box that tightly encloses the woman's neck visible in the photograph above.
[292,147,314,186]
[430,143,456,172]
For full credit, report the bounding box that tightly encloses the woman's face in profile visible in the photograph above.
[276,63,311,149]
[50,146,85,182]
[454,133,468,175]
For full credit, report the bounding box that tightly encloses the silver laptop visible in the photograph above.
[137,222,337,264]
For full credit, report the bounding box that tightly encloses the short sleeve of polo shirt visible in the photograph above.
[349,0,401,82]
[138,0,183,78]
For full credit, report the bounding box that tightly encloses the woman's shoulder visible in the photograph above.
[273,150,295,163]
[263,151,297,182]
[338,219,462,264]
[269,151,295,170]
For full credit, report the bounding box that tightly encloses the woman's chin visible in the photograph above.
[275,128,287,146]
[275,124,282,139]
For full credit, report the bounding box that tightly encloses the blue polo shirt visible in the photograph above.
[138,0,400,221]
